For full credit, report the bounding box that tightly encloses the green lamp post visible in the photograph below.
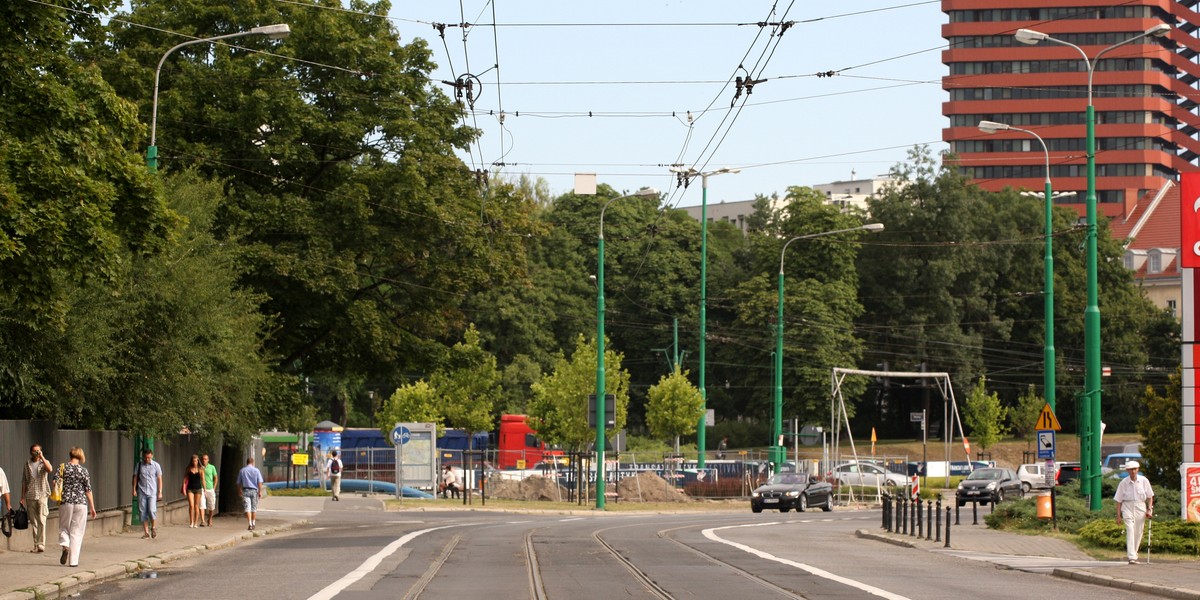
[977,120,1057,413]
[596,187,659,509]
[1014,23,1171,509]
[773,223,883,469]
[669,166,740,467]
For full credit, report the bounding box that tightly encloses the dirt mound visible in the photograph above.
[617,471,690,503]
[487,475,569,501]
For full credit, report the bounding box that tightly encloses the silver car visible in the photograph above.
[833,462,906,487]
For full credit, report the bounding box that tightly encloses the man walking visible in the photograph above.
[237,457,265,531]
[327,450,343,501]
[1114,460,1155,564]
[200,454,217,526]
[20,444,53,552]
[132,448,163,539]
[0,465,10,544]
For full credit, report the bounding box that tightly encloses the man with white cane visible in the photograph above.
[1114,460,1154,564]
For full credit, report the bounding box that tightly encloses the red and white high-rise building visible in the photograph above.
[941,1,1200,220]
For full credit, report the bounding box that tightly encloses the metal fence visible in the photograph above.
[1,420,212,513]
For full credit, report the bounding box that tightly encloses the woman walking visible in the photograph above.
[57,447,96,567]
[183,455,204,528]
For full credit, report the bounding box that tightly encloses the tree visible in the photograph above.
[430,325,500,433]
[375,381,442,439]
[98,1,541,400]
[645,366,704,449]
[964,377,1009,452]
[1007,385,1044,441]
[0,1,175,329]
[1138,366,1181,483]
[529,334,630,449]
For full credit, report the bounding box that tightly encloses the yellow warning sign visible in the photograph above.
[1036,403,1062,431]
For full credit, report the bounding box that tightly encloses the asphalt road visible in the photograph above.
[84,498,1160,600]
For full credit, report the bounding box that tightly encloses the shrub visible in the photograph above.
[985,492,1116,534]
[1080,518,1200,555]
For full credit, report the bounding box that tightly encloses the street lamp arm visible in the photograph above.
[778,224,885,274]
[598,188,658,240]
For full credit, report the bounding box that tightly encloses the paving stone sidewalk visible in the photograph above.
[859,512,1200,600]
[0,496,323,600]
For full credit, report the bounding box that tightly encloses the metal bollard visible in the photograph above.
[901,498,908,535]
[883,494,890,531]
[972,500,979,525]
[916,498,923,539]
[926,500,933,541]
[935,498,942,543]
[910,499,917,537]
[944,507,952,548]
[955,500,960,525]
[894,495,901,533]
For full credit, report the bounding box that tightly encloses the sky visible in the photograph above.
[386,1,949,208]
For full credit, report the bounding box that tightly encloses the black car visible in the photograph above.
[750,472,833,513]
[1056,461,1082,486]
[955,467,1024,506]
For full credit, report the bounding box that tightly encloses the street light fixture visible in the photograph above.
[147,24,292,173]
[595,186,659,509]
[1014,23,1171,510]
[772,223,884,469]
[669,166,740,467]
[978,120,1057,417]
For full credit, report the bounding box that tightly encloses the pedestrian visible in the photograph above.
[20,444,53,553]
[440,465,460,499]
[132,448,163,540]
[200,454,217,527]
[57,447,96,567]
[183,455,204,528]
[717,437,728,460]
[1114,460,1155,564]
[237,457,265,531]
[327,450,343,501]
[0,464,10,531]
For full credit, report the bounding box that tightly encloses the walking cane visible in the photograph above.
[1146,512,1153,564]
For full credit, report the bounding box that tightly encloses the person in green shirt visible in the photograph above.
[200,454,218,527]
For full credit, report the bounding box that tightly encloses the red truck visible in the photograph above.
[497,414,563,470]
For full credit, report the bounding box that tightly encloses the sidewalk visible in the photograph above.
[858,511,1200,600]
[0,496,323,600]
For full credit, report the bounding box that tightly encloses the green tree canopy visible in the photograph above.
[645,366,704,443]
[964,377,1009,452]
[529,334,630,449]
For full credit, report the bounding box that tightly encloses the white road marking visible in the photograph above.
[559,517,585,522]
[257,509,322,515]
[306,525,457,600]
[703,523,912,600]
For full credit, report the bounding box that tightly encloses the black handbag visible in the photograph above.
[1,510,10,538]
[11,505,29,530]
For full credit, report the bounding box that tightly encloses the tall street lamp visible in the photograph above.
[1014,23,1171,509]
[773,223,884,469]
[147,24,292,173]
[670,166,740,467]
[978,120,1057,414]
[596,187,659,509]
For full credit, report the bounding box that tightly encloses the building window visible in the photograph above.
[1148,253,1161,273]
[1168,299,1178,318]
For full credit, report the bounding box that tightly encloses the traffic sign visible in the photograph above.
[910,412,925,422]
[1035,403,1062,431]
[291,453,309,466]
[1036,430,1055,460]
[391,425,411,446]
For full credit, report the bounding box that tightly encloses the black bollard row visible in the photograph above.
[955,500,960,525]
[910,499,917,537]
[916,498,923,539]
[972,500,979,525]
[883,494,890,531]
[944,507,952,548]
[901,497,908,535]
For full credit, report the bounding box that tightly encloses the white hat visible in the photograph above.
[1123,460,1140,470]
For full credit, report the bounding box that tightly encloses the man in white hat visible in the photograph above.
[1113,460,1154,564]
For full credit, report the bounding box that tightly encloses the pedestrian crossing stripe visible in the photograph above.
[1036,403,1062,431]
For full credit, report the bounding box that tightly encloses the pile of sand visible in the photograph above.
[486,475,570,501]
[616,471,690,503]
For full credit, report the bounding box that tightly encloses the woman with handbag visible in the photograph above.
[183,455,204,528]
[57,447,96,567]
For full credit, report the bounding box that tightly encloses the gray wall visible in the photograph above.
[1,420,219,512]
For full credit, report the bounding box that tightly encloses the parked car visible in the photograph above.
[750,472,833,513]
[1101,452,1142,476]
[1016,463,1052,492]
[1056,462,1081,486]
[955,467,1023,506]
[833,462,907,487]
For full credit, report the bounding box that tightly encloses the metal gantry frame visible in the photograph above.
[829,368,967,504]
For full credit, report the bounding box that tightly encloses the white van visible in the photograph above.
[1016,463,1052,492]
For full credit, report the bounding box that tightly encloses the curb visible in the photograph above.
[854,529,923,549]
[0,520,309,600]
[1052,568,1200,600]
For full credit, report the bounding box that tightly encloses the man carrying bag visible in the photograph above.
[21,444,53,552]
